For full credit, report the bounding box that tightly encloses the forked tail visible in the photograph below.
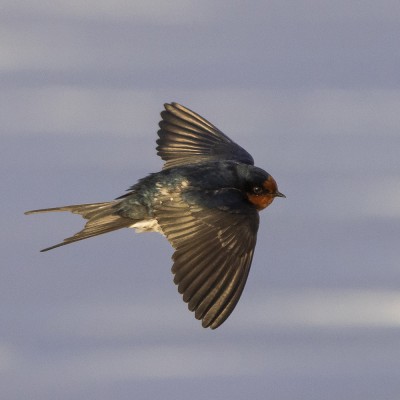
[25,201,132,252]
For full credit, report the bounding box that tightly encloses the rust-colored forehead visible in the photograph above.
[262,175,278,192]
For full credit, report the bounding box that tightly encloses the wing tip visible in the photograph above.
[39,242,66,252]
[25,209,42,215]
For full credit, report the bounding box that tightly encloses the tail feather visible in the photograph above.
[25,201,133,252]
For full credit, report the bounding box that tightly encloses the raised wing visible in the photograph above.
[154,189,259,329]
[156,103,254,169]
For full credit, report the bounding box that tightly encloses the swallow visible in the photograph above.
[25,102,285,329]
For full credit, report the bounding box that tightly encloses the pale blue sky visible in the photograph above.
[2,1,400,399]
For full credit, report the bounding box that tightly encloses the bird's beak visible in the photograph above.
[274,191,286,198]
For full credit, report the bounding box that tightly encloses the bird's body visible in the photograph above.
[26,103,284,329]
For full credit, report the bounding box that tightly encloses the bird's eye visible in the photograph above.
[252,186,263,195]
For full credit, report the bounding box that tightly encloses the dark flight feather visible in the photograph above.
[154,189,259,329]
[157,103,254,168]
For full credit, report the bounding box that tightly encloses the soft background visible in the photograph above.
[2,1,400,399]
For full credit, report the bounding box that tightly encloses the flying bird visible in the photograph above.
[25,103,285,329]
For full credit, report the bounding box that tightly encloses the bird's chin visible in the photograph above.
[247,193,275,210]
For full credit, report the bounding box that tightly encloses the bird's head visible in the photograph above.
[239,165,285,210]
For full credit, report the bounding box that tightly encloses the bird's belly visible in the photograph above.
[130,219,164,234]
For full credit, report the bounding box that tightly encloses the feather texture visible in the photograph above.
[154,189,259,329]
[157,103,254,168]
[25,202,132,251]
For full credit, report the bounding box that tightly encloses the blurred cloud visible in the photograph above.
[41,290,400,345]
[2,1,400,90]
[356,177,400,218]
[3,87,400,137]
[38,344,258,381]
[6,289,400,392]
[0,86,159,136]
[0,343,19,373]
[239,289,400,329]
[3,0,212,23]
